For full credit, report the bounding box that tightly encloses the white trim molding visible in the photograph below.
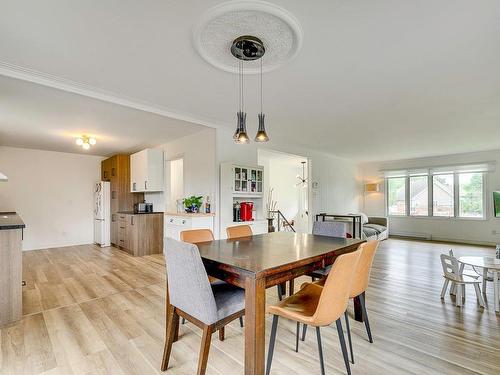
[0,61,223,129]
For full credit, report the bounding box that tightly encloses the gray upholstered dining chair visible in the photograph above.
[308,221,347,280]
[161,238,245,375]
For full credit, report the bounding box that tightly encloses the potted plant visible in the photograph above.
[183,195,203,213]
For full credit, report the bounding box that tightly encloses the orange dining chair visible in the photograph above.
[180,228,215,243]
[226,224,253,238]
[179,229,244,334]
[265,248,362,375]
[301,240,380,365]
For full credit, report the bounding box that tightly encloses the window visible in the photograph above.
[387,177,406,216]
[432,174,454,217]
[385,167,487,219]
[409,175,428,216]
[458,173,483,218]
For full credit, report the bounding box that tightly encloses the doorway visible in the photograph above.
[258,149,311,233]
[166,157,184,212]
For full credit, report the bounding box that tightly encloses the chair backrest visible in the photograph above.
[312,248,362,326]
[312,221,347,238]
[440,253,459,280]
[350,240,379,298]
[226,224,253,239]
[163,237,218,325]
[180,229,214,244]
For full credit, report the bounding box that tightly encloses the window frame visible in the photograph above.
[385,172,487,220]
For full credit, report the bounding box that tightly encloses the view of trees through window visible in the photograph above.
[386,172,484,218]
[459,173,483,217]
[387,177,406,215]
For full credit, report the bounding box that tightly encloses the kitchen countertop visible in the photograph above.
[117,211,164,215]
[0,212,26,230]
[165,212,215,217]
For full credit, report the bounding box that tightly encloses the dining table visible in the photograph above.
[458,256,500,312]
[195,232,364,375]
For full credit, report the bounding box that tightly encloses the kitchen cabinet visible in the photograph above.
[117,213,163,256]
[101,155,144,246]
[165,213,215,240]
[130,148,164,192]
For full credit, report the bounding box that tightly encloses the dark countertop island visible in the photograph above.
[0,212,26,230]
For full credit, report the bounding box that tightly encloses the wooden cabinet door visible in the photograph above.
[101,158,112,181]
[110,215,118,245]
[125,215,139,255]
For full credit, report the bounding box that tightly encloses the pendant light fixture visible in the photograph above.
[255,57,269,142]
[231,35,269,144]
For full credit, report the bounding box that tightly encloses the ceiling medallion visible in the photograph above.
[192,1,303,74]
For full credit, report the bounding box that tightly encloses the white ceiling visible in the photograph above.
[0,75,204,156]
[1,0,500,161]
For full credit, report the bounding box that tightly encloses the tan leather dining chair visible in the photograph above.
[301,240,380,365]
[179,229,244,335]
[180,228,214,243]
[265,248,362,375]
[226,224,253,238]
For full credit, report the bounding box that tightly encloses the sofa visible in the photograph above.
[362,215,389,241]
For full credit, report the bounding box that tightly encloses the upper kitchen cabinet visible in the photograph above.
[130,148,164,192]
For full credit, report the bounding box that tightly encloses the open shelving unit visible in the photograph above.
[219,162,267,239]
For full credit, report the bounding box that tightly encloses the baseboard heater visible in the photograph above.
[390,231,432,240]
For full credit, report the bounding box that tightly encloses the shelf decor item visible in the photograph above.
[183,195,203,213]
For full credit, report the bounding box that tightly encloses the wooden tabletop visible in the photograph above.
[196,232,364,276]
[459,256,500,270]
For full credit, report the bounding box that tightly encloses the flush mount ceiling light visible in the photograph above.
[75,135,96,150]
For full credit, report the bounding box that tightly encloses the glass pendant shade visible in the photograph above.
[254,113,269,142]
[235,111,249,144]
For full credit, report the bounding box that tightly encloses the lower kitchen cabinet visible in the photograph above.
[165,213,215,240]
[116,212,163,256]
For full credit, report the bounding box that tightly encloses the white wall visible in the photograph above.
[360,149,500,245]
[217,127,361,236]
[158,128,217,213]
[0,146,103,250]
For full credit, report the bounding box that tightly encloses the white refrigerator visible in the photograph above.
[94,181,110,247]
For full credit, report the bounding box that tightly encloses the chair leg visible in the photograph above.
[473,283,485,307]
[289,279,295,296]
[449,281,455,295]
[218,326,225,341]
[455,283,463,307]
[359,292,373,343]
[440,279,450,299]
[197,325,213,375]
[295,322,300,352]
[277,284,284,301]
[266,315,279,375]
[344,311,354,364]
[315,327,326,375]
[336,319,351,375]
[239,316,244,328]
[161,306,177,371]
[301,324,308,341]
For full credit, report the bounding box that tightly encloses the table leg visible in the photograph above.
[482,267,488,295]
[352,218,356,239]
[245,277,266,375]
[493,270,499,313]
[353,295,363,322]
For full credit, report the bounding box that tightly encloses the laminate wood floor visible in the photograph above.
[1,239,499,374]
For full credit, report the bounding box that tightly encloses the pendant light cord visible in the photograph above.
[260,57,263,113]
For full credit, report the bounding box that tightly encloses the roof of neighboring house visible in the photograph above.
[396,177,453,201]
